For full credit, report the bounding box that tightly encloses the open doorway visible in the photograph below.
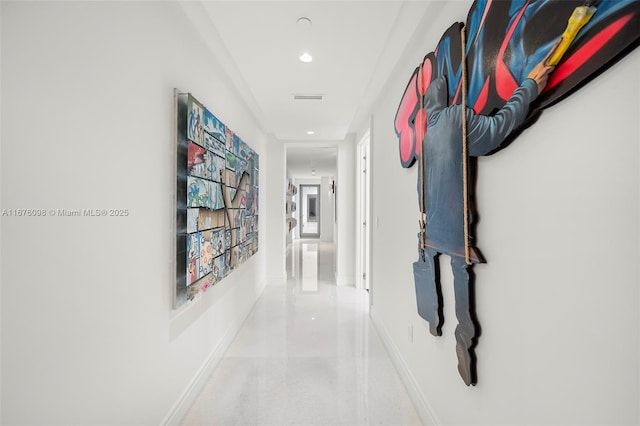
[299,184,321,238]
[357,131,371,293]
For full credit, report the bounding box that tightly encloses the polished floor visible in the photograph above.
[181,240,422,425]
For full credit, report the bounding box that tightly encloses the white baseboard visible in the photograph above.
[161,281,267,425]
[369,306,440,426]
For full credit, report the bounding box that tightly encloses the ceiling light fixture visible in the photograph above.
[297,17,312,27]
[296,18,312,64]
[299,52,313,63]
[307,130,315,135]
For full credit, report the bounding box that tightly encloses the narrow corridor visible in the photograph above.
[181,240,421,425]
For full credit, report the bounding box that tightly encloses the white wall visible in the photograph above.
[336,138,357,286]
[368,1,640,424]
[320,176,334,242]
[1,2,268,424]
[266,137,287,284]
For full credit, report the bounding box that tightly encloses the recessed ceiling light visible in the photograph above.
[299,52,313,63]
[307,130,315,135]
[297,17,312,27]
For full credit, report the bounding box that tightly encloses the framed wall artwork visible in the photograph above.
[286,180,297,234]
[173,89,259,309]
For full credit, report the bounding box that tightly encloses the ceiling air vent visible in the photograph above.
[293,94,323,101]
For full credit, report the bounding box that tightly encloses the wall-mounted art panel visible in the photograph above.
[393,0,640,386]
[175,90,259,309]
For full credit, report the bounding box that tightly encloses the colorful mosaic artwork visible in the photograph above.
[175,92,259,308]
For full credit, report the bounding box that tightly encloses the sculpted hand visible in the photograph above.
[527,37,562,94]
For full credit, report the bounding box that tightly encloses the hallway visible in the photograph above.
[181,240,422,425]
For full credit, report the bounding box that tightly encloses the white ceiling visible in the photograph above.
[286,145,337,178]
[183,1,432,177]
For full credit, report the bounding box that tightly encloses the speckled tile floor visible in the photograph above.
[181,240,422,426]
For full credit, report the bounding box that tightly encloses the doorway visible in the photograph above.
[300,184,321,238]
[357,131,371,293]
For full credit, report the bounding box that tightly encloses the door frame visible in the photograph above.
[299,184,321,238]
[356,130,371,293]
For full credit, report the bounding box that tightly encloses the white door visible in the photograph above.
[358,133,371,292]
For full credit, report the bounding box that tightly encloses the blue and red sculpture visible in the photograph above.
[394,0,640,385]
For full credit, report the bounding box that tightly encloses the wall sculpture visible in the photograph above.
[394,0,640,385]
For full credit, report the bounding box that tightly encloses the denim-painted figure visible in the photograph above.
[415,53,555,386]
[396,0,640,386]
